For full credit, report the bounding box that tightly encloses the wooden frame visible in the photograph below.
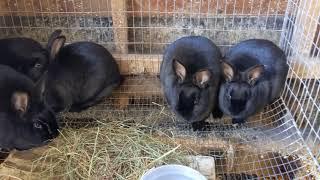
[111,0,128,54]
[113,54,320,78]
[291,0,320,56]
[1,0,318,79]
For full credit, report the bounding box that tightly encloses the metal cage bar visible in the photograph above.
[0,0,319,178]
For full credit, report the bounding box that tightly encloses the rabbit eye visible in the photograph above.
[34,63,42,68]
[33,122,43,129]
[227,94,232,100]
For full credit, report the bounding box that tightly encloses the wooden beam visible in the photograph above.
[127,0,288,16]
[0,0,287,17]
[111,0,128,54]
[291,0,320,56]
[0,0,112,16]
[113,54,320,79]
[0,146,51,179]
[288,57,320,79]
[112,75,162,109]
[113,54,161,75]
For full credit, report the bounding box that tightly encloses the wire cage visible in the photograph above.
[0,0,320,179]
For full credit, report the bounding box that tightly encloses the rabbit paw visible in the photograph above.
[192,121,211,131]
[212,107,223,119]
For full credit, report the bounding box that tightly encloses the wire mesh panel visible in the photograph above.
[0,0,319,179]
[280,0,320,175]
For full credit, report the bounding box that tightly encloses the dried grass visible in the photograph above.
[0,107,194,180]
[24,120,191,180]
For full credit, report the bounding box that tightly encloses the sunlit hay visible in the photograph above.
[29,120,191,180]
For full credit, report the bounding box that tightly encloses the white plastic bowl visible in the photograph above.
[140,164,207,180]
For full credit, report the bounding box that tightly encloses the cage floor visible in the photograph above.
[1,76,319,179]
[54,77,319,179]
[60,105,318,179]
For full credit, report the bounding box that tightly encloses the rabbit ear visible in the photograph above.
[11,91,29,115]
[194,69,211,88]
[246,64,264,85]
[221,61,234,82]
[47,29,62,50]
[173,59,186,82]
[50,36,66,60]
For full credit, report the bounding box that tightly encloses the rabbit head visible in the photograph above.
[219,61,266,119]
[173,59,215,123]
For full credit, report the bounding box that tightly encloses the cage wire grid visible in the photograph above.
[0,0,320,179]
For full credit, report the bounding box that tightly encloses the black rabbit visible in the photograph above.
[43,33,121,113]
[0,30,62,81]
[0,65,59,150]
[219,39,289,124]
[160,36,222,130]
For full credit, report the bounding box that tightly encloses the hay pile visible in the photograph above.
[0,120,193,180]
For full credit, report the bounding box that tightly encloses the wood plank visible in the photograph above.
[0,0,112,16]
[291,0,320,56]
[111,0,128,53]
[113,75,162,109]
[288,57,320,79]
[114,54,161,75]
[113,54,320,79]
[0,0,287,17]
[0,146,51,179]
[127,0,288,16]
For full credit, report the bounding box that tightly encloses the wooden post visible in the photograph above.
[111,0,128,54]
